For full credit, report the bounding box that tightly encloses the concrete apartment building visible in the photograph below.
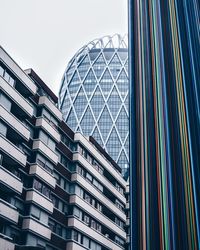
[0,46,127,250]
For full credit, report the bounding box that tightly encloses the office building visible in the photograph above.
[0,46,127,250]
[58,34,129,177]
[129,0,200,249]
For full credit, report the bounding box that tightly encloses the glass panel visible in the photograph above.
[68,71,80,101]
[98,106,112,142]
[80,107,95,135]
[116,106,129,142]
[107,86,122,120]
[106,127,121,161]
[99,69,113,99]
[92,127,103,147]
[83,69,97,99]
[109,53,122,79]
[66,108,78,131]
[90,86,104,119]
[73,87,87,120]
[77,55,90,80]
[116,69,128,99]
[92,53,106,79]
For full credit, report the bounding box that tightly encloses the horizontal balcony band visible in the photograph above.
[0,236,15,250]
[32,139,58,164]
[69,195,126,239]
[22,217,51,240]
[35,117,60,142]
[0,198,19,224]
[73,153,126,204]
[71,173,126,221]
[68,217,124,250]
[66,242,87,250]
[29,164,56,188]
[74,133,126,187]
[26,190,53,213]
[0,165,23,194]
[0,76,34,117]
[38,96,62,121]
[0,134,27,166]
[0,47,37,95]
[0,105,30,141]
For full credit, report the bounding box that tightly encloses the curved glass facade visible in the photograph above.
[59,35,129,176]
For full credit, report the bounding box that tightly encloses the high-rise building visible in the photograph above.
[0,46,127,250]
[129,0,200,249]
[58,34,129,177]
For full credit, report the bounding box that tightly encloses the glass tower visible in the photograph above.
[59,34,129,176]
[129,0,200,249]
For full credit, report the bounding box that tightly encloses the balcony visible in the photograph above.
[0,165,23,194]
[38,96,62,121]
[0,236,15,250]
[74,133,126,187]
[71,173,126,221]
[35,117,60,142]
[73,153,126,204]
[0,198,19,223]
[0,47,37,95]
[29,164,56,188]
[0,105,30,141]
[0,135,27,166]
[68,218,123,250]
[22,217,51,240]
[66,242,86,250]
[26,190,53,213]
[0,76,34,117]
[69,195,126,239]
[32,139,58,164]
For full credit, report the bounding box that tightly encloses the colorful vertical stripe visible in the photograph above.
[129,0,200,249]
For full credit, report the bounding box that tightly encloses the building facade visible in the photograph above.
[0,46,127,250]
[129,0,200,249]
[58,35,129,177]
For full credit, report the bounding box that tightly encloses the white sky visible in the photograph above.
[0,0,128,95]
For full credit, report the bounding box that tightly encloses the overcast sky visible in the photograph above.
[1,0,128,95]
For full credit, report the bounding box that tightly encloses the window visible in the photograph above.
[85,193,91,203]
[115,199,124,211]
[33,179,42,192]
[90,241,102,250]
[72,230,81,243]
[77,165,84,176]
[115,236,124,247]
[54,171,69,192]
[0,121,7,136]
[39,131,55,151]
[33,179,51,198]
[56,224,62,236]
[48,219,68,239]
[74,207,82,219]
[96,203,102,212]
[0,65,4,76]
[42,109,58,130]
[83,214,90,225]
[0,93,11,111]
[36,154,53,174]
[30,205,41,220]
[82,236,89,248]
[86,172,92,183]
[93,179,103,192]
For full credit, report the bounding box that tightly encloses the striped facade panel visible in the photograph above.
[129,0,200,249]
